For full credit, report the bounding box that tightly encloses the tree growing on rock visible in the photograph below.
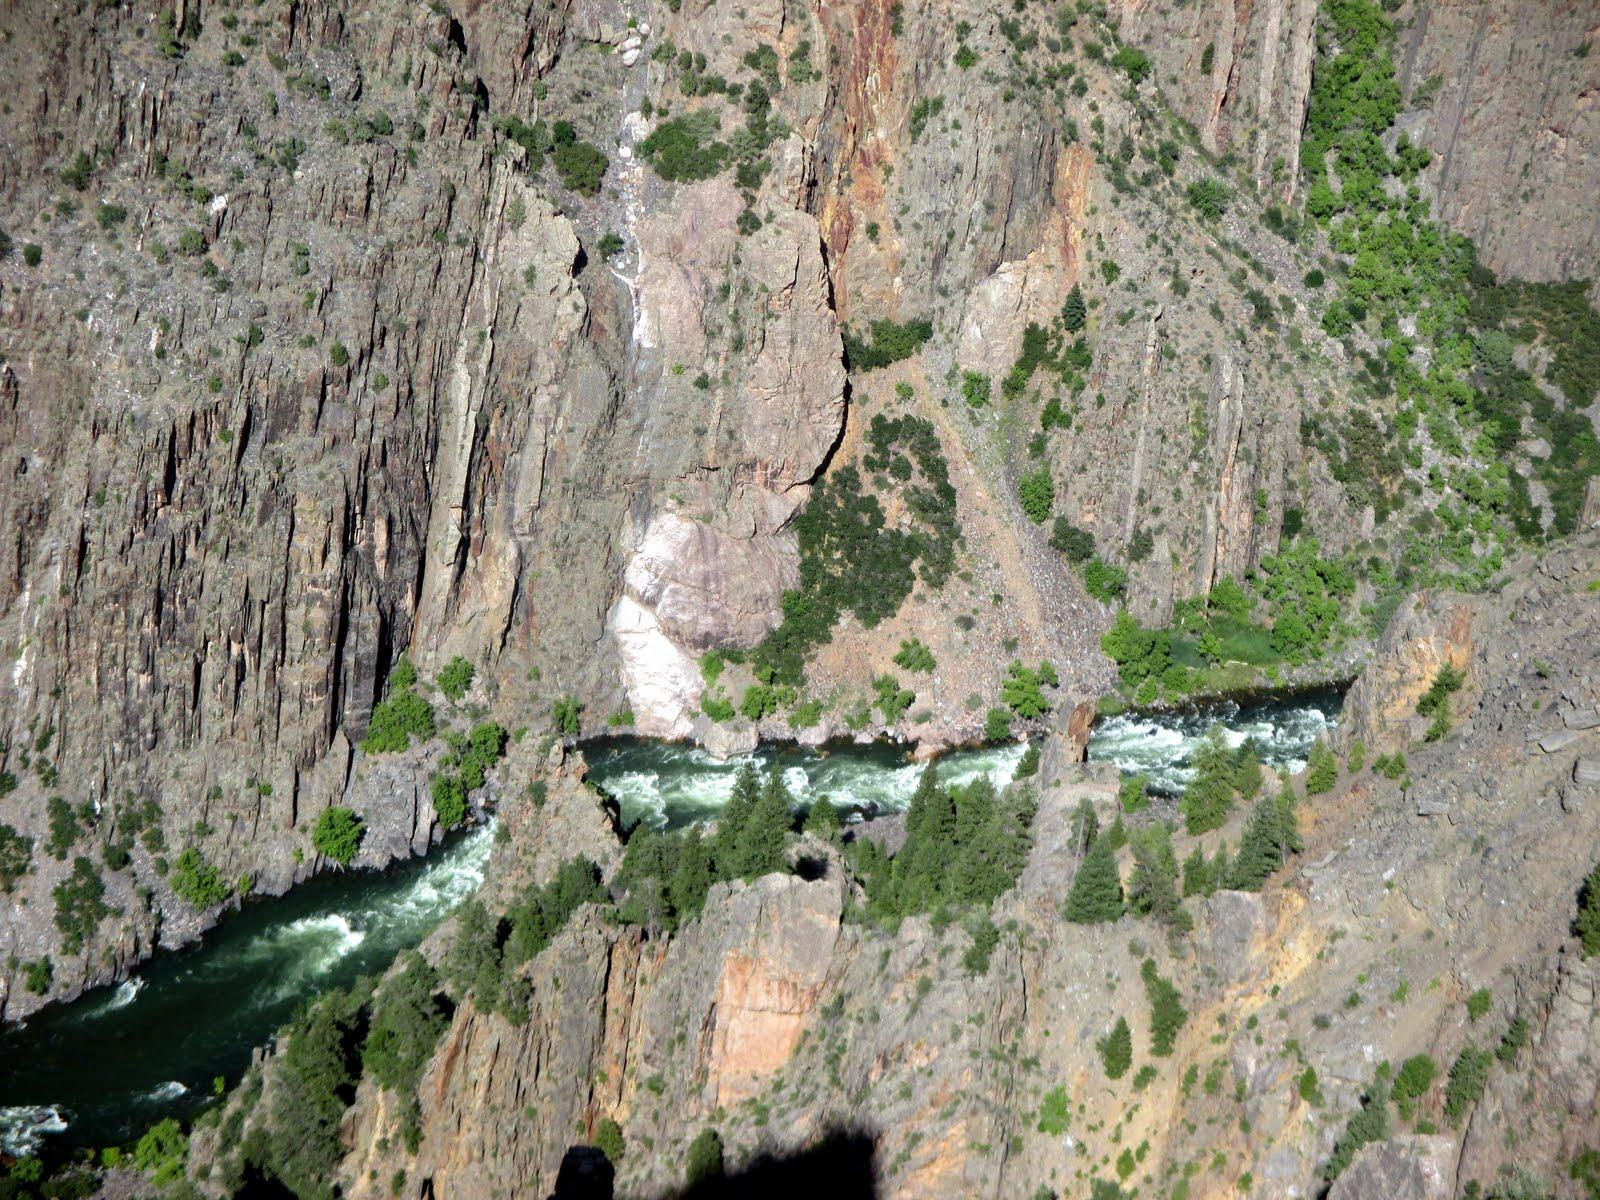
[1579,861,1600,957]
[1305,741,1338,795]
[1065,835,1124,924]
[1098,1016,1133,1080]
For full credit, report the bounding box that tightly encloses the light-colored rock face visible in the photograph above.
[1328,1135,1459,1200]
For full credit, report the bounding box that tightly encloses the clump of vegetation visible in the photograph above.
[362,952,449,1150]
[134,1117,187,1185]
[639,112,730,182]
[1141,958,1186,1055]
[1304,741,1338,795]
[1416,663,1465,741]
[54,856,117,953]
[364,660,436,753]
[1018,465,1055,523]
[1443,1047,1493,1125]
[437,656,475,701]
[841,317,934,370]
[551,121,609,195]
[849,766,1035,924]
[1325,1066,1391,1183]
[430,721,509,828]
[312,806,364,865]
[1578,860,1600,957]
[552,696,583,737]
[171,847,233,908]
[1178,729,1262,835]
[685,1128,725,1187]
[0,822,34,892]
[751,415,957,689]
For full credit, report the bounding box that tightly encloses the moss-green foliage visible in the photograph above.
[364,678,436,753]
[804,795,841,838]
[685,1128,725,1187]
[1001,660,1057,720]
[1036,1086,1071,1135]
[872,674,915,723]
[436,656,475,701]
[1305,741,1339,795]
[0,823,33,892]
[639,112,730,182]
[1065,836,1124,924]
[1578,861,1600,957]
[22,957,53,994]
[1466,987,1492,1022]
[552,696,582,736]
[1224,780,1302,891]
[850,767,1035,924]
[752,415,957,688]
[1061,285,1087,332]
[1050,518,1095,562]
[362,953,448,1148]
[961,370,992,407]
[1141,957,1186,1056]
[1083,558,1129,603]
[893,637,937,673]
[1185,177,1228,219]
[1416,662,1465,741]
[1391,1052,1437,1119]
[841,318,933,370]
[1111,44,1151,83]
[1253,540,1355,663]
[311,806,364,865]
[1301,0,1600,559]
[1019,465,1055,523]
[590,1117,625,1166]
[171,847,232,908]
[134,1117,187,1185]
[984,706,1013,741]
[446,858,606,1021]
[1098,1016,1133,1079]
[1014,743,1041,780]
[1325,1067,1391,1183]
[45,796,79,859]
[1443,1046,1492,1124]
[548,120,608,195]
[963,914,1000,976]
[430,722,508,828]
[243,986,367,1199]
[50,857,116,953]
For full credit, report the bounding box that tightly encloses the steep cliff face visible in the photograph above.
[2,0,1597,1026]
[191,536,1600,1199]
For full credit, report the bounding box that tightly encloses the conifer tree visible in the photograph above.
[1098,1015,1133,1079]
[1577,861,1600,958]
[804,795,842,839]
[1181,727,1239,834]
[670,827,713,920]
[1226,797,1286,892]
[1127,824,1179,919]
[1062,284,1087,332]
[1065,835,1124,924]
[1181,845,1212,899]
[1275,772,1304,855]
[1071,797,1100,860]
[1305,741,1338,795]
[711,764,762,875]
[737,768,795,879]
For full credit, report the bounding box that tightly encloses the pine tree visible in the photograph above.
[670,827,713,921]
[1225,797,1285,892]
[804,795,842,839]
[896,766,957,913]
[1065,835,1124,923]
[1305,741,1338,795]
[1181,727,1238,834]
[1275,772,1303,855]
[1062,284,1087,332]
[738,768,795,879]
[1103,812,1129,852]
[1098,1015,1133,1080]
[1127,824,1179,919]
[711,764,761,876]
[1181,845,1212,898]
[1232,738,1265,800]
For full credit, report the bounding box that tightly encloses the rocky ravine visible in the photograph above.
[186,533,1600,1199]
[0,0,1596,1019]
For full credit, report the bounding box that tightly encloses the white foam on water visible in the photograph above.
[0,1105,68,1156]
[99,976,145,1012]
[141,1081,188,1104]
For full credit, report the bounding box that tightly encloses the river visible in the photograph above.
[0,688,1338,1156]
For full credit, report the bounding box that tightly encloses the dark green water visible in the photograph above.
[0,827,492,1155]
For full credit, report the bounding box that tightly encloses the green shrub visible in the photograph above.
[1443,1047,1492,1124]
[1001,660,1055,719]
[685,1128,725,1187]
[431,774,467,828]
[639,113,728,182]
[1579,861,1600,957]
[1083,558,1127,602]
[1036,1086,1070,1135]
[984,706,1013,741]
[963,915,1000,976]
[437,655,475,701]
[1467,987,1492,1022]
[597,231,624,257]
[0,823,33,892]
[312,807,364,865]
[364,687,435,753]
[171,847,232,907]
[96,203,128,231]
[841,318,933,370]
[134,1118,187,1185]
[1111,45,1151,83]
[1061,284,1087,332]
[551,125,609,195]
[961,370,991,407]
[552,696,582,736]
[1391,1054,1437,1115]
[593,1117,625,1165]
[1065,837,1123,924]
[46,796,79,859]
[893,637,937,673]
[54,856,117,952]
[1416,663,1465,741]
[22,243,42,267]
[1019,466,1055,523]
[1050,519,1095,562]
[23,957,53,994]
